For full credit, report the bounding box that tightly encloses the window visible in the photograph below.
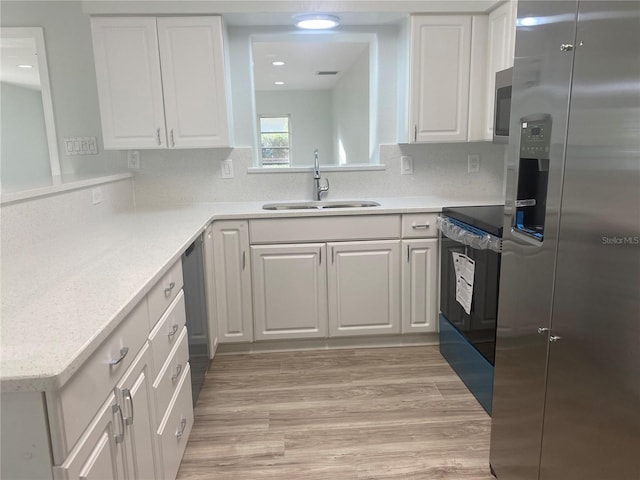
[259,115,291,166]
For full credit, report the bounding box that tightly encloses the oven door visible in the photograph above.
[439,223,501,364]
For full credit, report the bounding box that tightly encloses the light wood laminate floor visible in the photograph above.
[177,346,494,479]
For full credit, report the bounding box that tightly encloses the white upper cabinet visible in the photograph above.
[91,17,166,149]
[482,1,518,140]
[91,16,230,150]
[157,17,230,148]
[409,15,472,143]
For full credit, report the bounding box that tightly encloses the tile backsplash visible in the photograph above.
[133,143,507,206]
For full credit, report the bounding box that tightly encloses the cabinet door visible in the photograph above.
[401,239,438,333]
[157,17,230,148]
[483,1,518,139]
[116,343,157,480]
[211,221,253,343]
[327,241,401,337]
[204,225,219,356]
[90,17,166,149]
[251,244,328,340]
[409,15,472,142]
[53,394,125,480]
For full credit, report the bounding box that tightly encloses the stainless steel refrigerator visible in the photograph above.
[490,1,640,479]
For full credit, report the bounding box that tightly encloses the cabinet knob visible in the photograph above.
[537,327,549,334]
[560,44,574,52]
[549,335,561,343]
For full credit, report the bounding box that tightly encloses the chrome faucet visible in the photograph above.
[313,149,329,201]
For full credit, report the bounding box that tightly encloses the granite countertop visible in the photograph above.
[0,196,501,392]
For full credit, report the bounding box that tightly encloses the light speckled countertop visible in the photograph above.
[0,196,501,392]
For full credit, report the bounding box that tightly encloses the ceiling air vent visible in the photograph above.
[316,71,339,76]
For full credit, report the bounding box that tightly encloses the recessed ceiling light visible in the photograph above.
[294,14,340,30]
[272,61,285,66]
[274,81,285,85]
[17,64,33,68]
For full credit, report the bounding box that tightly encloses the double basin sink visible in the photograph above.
[262,200,380,211]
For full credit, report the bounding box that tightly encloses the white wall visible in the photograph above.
[332,49,369,165]
[0,1,125,176]
[256,90,334,166]
[0,82,51,185]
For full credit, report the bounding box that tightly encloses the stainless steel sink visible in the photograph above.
[262,200,380,211]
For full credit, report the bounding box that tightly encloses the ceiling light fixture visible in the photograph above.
[272,61,285,66]
[274,81,285,85]
[294,14,340,30]
[17,64,33,68]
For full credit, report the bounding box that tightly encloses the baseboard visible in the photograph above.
[215,333,439,355]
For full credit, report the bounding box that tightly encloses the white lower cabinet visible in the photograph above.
[156,363,193,480]
[327,240,401,337]
[402,239,439,333]
[53,393,125,480]
[211,220,253,343]
[116,343,157,479]
[251,243,328,340]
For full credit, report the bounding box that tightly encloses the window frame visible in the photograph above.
[258,114,292,167]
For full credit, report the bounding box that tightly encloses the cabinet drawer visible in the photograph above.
[157,363,193,480]
[59,300,148,453]
[401,213,438,238]
[148,259,184,326]
[250,215,401,244]
[149,291,186,377]
[153,326,189,419]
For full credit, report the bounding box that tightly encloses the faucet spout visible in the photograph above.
[312,149,329,201]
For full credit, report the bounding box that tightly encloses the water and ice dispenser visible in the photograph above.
[514,114,552,241]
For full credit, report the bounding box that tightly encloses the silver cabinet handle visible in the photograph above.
[560,44,574,52]
[113,404,125,443]
[109,347,129,366]
[549,335,561,342]
[168,323,179,338]
[331,247,335,264]
[164,281,176,298]
[242,251,246,270]
[538,327,549,334]
[407,245,411,263]
[171,364,183,383]
[157,128,162,145]
[412,223,430,229]
[319,249,322,265]
[175,417,187,439]
[414,125,417,142]
[170,128,175,147]
[122,388,134,426]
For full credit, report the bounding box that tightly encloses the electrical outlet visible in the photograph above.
[221,159,234,179]
[127,151,141,170]
[468,154,480,173]
[91,187,103,205]
[401,156,414,175]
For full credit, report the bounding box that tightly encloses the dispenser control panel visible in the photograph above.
[520,117,552,157]
[514,114,552,242]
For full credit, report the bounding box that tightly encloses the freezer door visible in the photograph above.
[539,2,640,479]
[490,1,578,478]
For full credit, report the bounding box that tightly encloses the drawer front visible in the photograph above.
[148,259,184,326]
[60,299,149,453]
[157,363,193,480]
[153,326,189,420]
[401,213,439,238]
[250,215,401,244]
[149,291,186,376]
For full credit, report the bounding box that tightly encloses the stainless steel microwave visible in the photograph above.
[493,67,513,143]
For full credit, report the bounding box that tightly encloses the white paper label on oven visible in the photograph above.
[452,252,475,315]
